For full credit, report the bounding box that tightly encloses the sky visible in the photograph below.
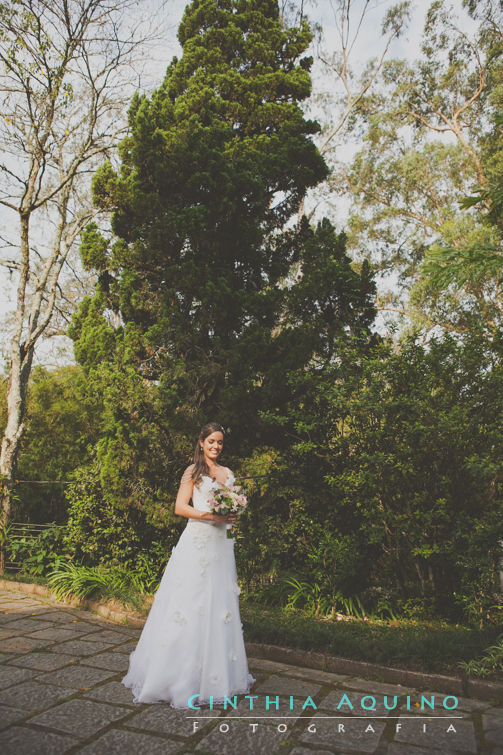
[0,0,472,369]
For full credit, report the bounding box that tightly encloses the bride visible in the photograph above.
[121,421,256,708]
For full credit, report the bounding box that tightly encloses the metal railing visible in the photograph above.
[3,522,64,573]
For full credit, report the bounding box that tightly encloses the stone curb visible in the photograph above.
[2,577,503,703]
[244,643,503,702]
[0,576,147,628]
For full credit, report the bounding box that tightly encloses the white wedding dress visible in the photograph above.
[121,468,256,708]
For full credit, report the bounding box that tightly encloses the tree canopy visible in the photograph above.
[69,0,377,519]
[334,0,503,346]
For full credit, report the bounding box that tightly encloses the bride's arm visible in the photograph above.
[174,465,218,521]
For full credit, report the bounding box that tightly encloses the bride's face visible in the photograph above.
[200,431,224,463]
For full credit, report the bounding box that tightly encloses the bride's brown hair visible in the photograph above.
[191,421,225,487]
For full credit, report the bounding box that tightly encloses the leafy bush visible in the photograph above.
[258,333,503,626]
[46,561,159,612]
[62,457,181,572]
[241,603,501,673]
[5,523,68,577]
[458,634,503,677]
[12,364,102,523]
[283,576,367,619]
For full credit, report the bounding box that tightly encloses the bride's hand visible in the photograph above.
[217,512,237,524]
[200,511,237,524]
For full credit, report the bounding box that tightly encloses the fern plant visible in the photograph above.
[458,633,503,677]
[46,562,156,612]
[283,577,368,619]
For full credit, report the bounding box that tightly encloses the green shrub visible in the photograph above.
[62,458,181,572]
[46,561,156,612]
[458,633,503,677]
[6,524,68,577]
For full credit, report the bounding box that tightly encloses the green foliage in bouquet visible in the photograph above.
[209,482,248,516]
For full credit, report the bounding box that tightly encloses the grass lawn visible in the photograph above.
[241,600,503,676]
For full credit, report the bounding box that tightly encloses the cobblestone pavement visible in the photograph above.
[0,589,502,754]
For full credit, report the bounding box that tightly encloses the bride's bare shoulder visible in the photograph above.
[180,464,195,484]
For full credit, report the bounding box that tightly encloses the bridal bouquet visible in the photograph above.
[208,482,248,518]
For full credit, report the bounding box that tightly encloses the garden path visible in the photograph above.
[0,589,502,754]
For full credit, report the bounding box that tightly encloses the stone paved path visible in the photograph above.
[0,589,502,754]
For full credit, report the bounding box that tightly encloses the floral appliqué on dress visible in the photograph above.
[172,610,187,625]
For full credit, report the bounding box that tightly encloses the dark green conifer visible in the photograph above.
[69,0,376,522]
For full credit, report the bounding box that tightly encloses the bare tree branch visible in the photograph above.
[0,0,166,532]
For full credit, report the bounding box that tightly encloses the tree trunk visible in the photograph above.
[0,0,160,570]
[0,340,34,533]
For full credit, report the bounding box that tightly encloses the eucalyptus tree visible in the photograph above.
[338,0,502,343]
[301,0,410,222]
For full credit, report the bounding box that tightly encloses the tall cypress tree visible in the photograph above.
[68,0,376,528]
